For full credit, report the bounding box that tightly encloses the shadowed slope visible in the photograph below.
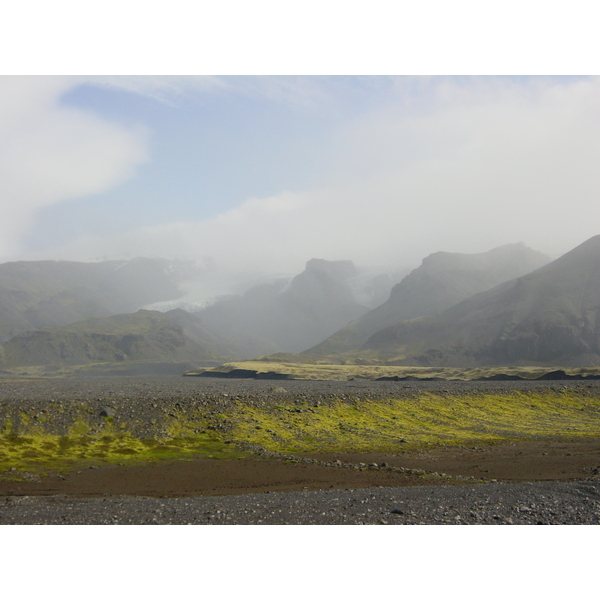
[195,259,371,356]
[365,235,600,366]
[0,308,236,367]
[307,243,549,356]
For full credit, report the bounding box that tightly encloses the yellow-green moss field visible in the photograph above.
[0,413,247,476]
[229,390,600,453]
[2,389,600,477]
[190,361,600,381]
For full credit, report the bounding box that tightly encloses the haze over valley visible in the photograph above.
[2,235,600,374]
[2,75,600,375]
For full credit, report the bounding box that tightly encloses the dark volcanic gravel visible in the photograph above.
[2,481,600,525]
[2,376,600,525]
[1,375,599,422]
[1,375,599,441]
[3,374,600,405]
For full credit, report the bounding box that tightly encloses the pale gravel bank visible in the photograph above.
[2,480,600,525]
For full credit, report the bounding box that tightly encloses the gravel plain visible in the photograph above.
[1,375,599,437]
[1,376,600,525]
[2,480,600,525]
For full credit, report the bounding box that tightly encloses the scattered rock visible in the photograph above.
[270,386,288,394]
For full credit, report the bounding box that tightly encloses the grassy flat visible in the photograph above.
[189,360,600,381]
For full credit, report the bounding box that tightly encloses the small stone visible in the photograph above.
[99,407,114,418]
[270,386,287,394]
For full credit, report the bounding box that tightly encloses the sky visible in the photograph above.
[3,74,600,279]
[2,5,600,295]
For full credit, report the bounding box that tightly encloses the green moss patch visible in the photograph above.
[191,360,600,381]
[3,389,600,477]
[226,390,600,454]
[0,414,246,477]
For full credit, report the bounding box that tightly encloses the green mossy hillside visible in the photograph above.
[226,390,600,454]
[2,389,600,477]
[0,410,245,476]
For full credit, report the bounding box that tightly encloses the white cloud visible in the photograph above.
[21,77,600,288]
[15,74,600,304]
[84,75,338,111]
[0,76,149,259]
[88,75,228,106]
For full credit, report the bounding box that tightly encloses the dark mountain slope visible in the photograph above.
[307,243,549,356]
[195,259,370,355]
[0,309,236,367]
[0,258,199,342]
[364,235,600,367]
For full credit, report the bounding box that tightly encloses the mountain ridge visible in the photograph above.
[0,308,236,368]
[0,257,204,343]
[364,235,600,366]
[194,258,378,356]
[307,243,550,356]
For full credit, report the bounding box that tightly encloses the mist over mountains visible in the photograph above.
[0,254,405,370]
[0,257,204,343]
[364,235,600,367]
[0,235,599,373]
[192,258,404,356]
[307,243,550,357]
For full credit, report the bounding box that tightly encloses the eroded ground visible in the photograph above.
[1,377,600,498]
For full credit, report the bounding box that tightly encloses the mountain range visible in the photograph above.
[193,258,394,356]
[2,236,599,373]
[307,243,550,356]
[1,308,234,368]
[363,235,600,366]
[0,257,202,343]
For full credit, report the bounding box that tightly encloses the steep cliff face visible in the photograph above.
[195,259,370,356]
[364,235,600,367]
[307,243,550,356]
